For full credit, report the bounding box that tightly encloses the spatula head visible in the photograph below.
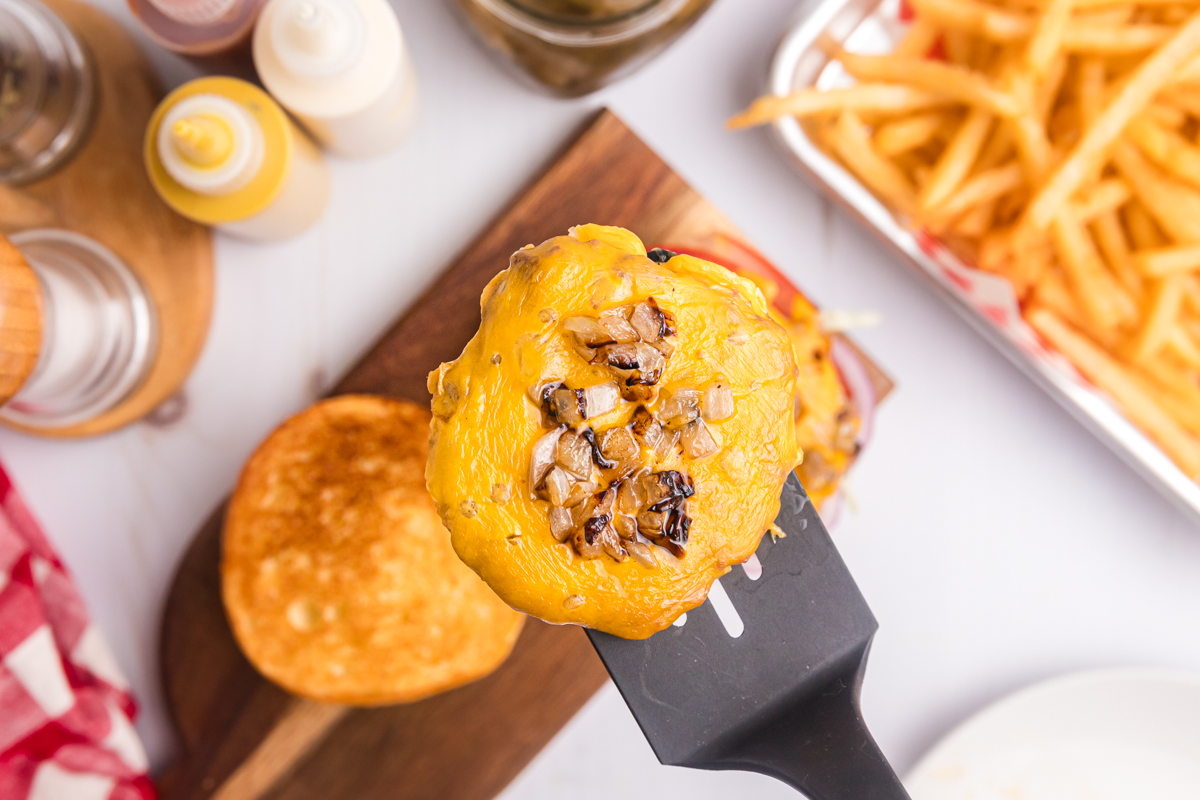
[588,474,906,799]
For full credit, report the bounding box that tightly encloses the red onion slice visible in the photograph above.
[829,337,876,450]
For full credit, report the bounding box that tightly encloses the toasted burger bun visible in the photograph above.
[222,395,524,705]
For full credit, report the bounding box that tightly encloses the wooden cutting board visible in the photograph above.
[157,109,892,800]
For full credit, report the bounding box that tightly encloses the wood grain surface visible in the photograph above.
[158,109,893,800]
[0,0,213,438]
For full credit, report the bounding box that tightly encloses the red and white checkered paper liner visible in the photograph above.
[0,463,155,800]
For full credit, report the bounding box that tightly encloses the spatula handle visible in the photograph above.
[735,669,910,800]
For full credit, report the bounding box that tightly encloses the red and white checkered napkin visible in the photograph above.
[0,464,156,800]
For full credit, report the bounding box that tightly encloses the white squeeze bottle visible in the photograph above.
[253,0,419,158]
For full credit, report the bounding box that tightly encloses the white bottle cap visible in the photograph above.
[254,0,405,121]
[268,0,365,79]
[146,0,239,26]
[156,93,264,196]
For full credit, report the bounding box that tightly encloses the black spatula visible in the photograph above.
[587,474,909,799]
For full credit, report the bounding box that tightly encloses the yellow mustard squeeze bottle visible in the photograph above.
[145,76,330,241]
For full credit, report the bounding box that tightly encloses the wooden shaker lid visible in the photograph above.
[0,236,44,405]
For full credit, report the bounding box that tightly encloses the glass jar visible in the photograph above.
[1,229,157,429]
[452,0,717,97]
[0,0,95,185]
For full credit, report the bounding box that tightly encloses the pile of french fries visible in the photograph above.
[731,0,1200,481]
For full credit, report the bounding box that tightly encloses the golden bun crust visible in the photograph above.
[222,395,524,705]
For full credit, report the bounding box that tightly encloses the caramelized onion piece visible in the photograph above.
[613,514,638,541]
[641,470,695,511]
[573,513,618,559]
[629,299,666,342]
[563,316,613,347]
[650,338,675,359]
[543,466,571,506]
[633,343,666,381]
[553,387,586,426]
[631,406,674,458]
[529,426,566,493]
[626,540,657,568]
[702,382,734,422]
[616,478,642,515]
[663,508,691,547]
[564,480,597,507]
[598,309,639,343]
[603,536,628,562]
[583,382,619,418]
[593,343,640,371]
[630,298,674,341]
[556,431,593,479]
[579,427,616,470]
[637,509,664,533]
[594,487,617,519]
[549,507,575,541]
[659,388,701,430]
[600,426,638,461]
[681,419,720,459]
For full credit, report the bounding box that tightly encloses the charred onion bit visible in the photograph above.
[580,427,616,469]
[646,248,678,264]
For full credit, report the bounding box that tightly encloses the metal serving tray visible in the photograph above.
[768,0,1200,525]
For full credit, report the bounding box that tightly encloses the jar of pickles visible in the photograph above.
[452,0,716,97]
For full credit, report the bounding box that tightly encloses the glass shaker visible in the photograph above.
[0,0,95,185]
[0,230,157,430]
[452,0,718,97]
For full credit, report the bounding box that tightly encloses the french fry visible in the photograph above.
[1027,307,1200,476]
[1112,141,1200,242]
[1091,210,1146,297]
[1077,57,1108,126]
[1125,114,1200,189]
[1184,274,1200,312]
[1031,268,1122,346]
[1075,0,1200,7]
[895,17,942,58]
[732,0,1200,482]
[1062,23,1175,52]
[907,0,1032,41]
[1124,198,1170,248]
[829,111,918,214]
[1025,11,1200,232]
[1127,275,1185,360]
[931,162,1027,223]
[942,28,976,65]
[874,111,954,155]
[1167,324,1200,369]
[727,85,954,129]
[1134,242,1200,274]
[1160,85,1200,115]
[1052,207,1139,329]
[1026,0,1074,73]
[834,51,1023,117]
[1146,379,1200,436]
[1035,55,1070,121]
[920,108,995,210]
[1070,178,1132,220]
[1142,350,1200,398]
[1007,86,1055,179]
[1144,102,1188,128]
[952,198,998,235]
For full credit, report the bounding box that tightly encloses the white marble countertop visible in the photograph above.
[5,0,1200,795]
